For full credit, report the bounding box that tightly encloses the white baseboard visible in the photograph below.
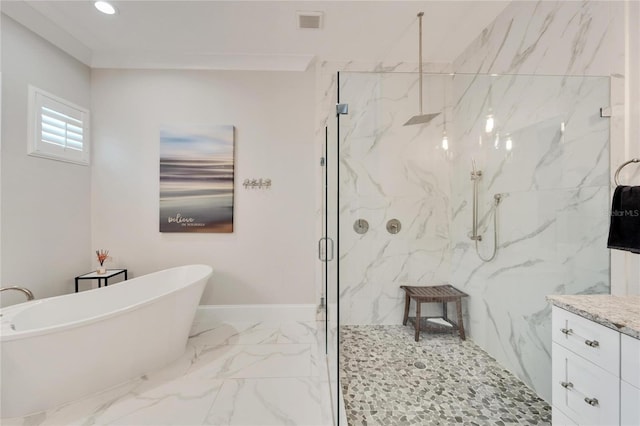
[196,304,318,323]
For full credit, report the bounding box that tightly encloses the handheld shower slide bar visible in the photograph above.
[470,159,482,241]
[469,160,502,262]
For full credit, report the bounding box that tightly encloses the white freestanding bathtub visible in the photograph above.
[0,264,212,418]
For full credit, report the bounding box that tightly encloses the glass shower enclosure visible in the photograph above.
[325,71,610,423]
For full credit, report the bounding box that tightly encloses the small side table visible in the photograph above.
[400,284,468,342]
[75,269,127,293]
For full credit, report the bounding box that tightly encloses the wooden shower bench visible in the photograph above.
[400,284,468,342]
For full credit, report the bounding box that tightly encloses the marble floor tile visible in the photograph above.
[3,320,332,426]
[93,377,224,425]
[189,322,280,347]
[188,343,312,379]
[205,377,332,426]
[0,379,142,426]
[1,364,224,426]
[274,321,325,345]
[189,321,323,349]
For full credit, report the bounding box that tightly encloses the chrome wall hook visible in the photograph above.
[243,178,272,189]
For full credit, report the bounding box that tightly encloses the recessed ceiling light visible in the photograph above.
[94,1,117,15]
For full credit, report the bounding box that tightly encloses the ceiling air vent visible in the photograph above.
[297,11,323,29]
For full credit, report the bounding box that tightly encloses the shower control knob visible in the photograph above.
[353,219,369,235]
[386,219,401,234]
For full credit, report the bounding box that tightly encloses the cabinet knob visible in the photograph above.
[584,339,599,348]
[584,397,599,407]
[560,328,573,335]
[560,381,573,389]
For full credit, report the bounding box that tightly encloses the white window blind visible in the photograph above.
[28,86,90,165]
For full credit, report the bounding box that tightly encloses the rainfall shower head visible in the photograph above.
[404,112,441,126]
[404,11,441,127]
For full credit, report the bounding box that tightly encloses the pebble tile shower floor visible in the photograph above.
[340,325,551,425]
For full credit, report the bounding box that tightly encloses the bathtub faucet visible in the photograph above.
[0,286,35,301]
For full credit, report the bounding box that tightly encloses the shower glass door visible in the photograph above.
[337,71,453,327]
[323,78,340,425]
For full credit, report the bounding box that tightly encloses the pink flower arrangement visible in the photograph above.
[96,249,110,266]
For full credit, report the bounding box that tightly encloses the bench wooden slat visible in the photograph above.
[400,284,468,342]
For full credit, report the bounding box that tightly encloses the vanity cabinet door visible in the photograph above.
[621,334,640,426]
[552,406,577,425]
[552,307,620,376]
[621,334,640,388]
[621,380,640,426]
[552,343,620,426]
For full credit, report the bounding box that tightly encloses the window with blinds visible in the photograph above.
[28,86,90,165]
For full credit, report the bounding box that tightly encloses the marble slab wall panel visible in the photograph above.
[448,71,611,402]
[450,74,610,193]
[453,1,625,77]
[450,0,624,403]
[337,72,452,325]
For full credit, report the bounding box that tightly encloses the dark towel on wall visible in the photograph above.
[607,185,640,254]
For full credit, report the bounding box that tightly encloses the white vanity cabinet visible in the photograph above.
[552,305,640,426]
[621,334,640,426]
[552,306,620,425]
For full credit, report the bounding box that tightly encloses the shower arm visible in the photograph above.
[418,11,423,116]
[403,12,441,126]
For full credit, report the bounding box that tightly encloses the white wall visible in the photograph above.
[91,69,316,305]
[611,0,640,295]
[1,3,4,294]
[0,15,92,306]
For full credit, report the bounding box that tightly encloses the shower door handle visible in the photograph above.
[318,237,335,262]
[326,238,334,261]
[318,238,325,261]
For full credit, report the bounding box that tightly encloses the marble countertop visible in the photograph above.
[547,295,640,339]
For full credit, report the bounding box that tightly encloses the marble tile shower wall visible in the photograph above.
[448,0,624,403]
[337,72,452,325]
[315,0,625,406]
[448,73,610,404]
[452,1,624,77]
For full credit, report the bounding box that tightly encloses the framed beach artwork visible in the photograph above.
[159,125,235,233]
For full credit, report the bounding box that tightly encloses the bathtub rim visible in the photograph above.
[0,264,212,343]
